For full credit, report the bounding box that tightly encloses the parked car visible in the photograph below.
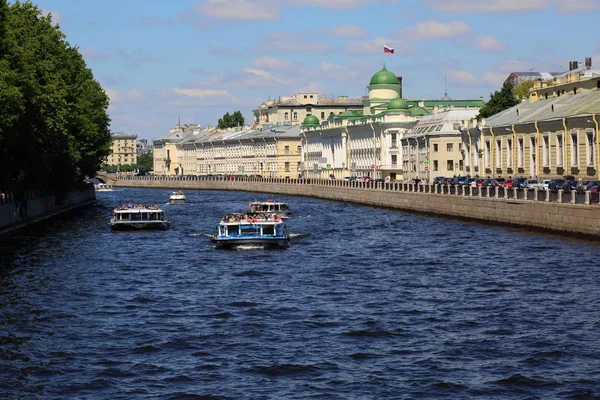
[433,176,445,185]
[494,178,507,187]
[548,178,566,192]
[540,179,551,191]
[481,178,496,188]
[584,180,600,192]
[471,178,484,187]
[562,180,577,192]
[523,179,542,190]
[511,177,527,189]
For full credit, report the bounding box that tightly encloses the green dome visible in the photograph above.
[387,97,408,110]
[301,114,319,127]
[369,66,399,86]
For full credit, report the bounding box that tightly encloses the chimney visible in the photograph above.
[569,61,579,71]
[585,57,592,69]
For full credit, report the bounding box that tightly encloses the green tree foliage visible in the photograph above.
[0,1,111,198]
[217,111,244,129]
[477,81,520,119]
[135,152,153,172]
[514,80,535,99]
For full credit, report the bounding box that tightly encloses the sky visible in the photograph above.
[30,0,600,141]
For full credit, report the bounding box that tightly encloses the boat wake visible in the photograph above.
[289,233,311,239]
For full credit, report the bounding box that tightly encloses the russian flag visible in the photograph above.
[383,45,394,54]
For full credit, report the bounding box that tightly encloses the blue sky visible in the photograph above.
[31,0,600,140]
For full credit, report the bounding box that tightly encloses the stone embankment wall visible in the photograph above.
[115,177,600,238]
[0,185,96,235]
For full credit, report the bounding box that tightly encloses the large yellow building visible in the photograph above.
[153,124,303,178]
[106,132,137,167]
[461,63,600,180]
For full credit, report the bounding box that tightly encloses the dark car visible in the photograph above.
[562,180,577,192]
[511,177,527,189]
[548,179,566,192]
[433,176,445,185]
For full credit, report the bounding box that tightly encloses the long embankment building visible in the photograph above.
[153,123,302,178]
[461,59,600,180]
[300,66,484,180]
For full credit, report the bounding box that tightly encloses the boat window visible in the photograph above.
[240,224,260,236]
[262,224,275,235]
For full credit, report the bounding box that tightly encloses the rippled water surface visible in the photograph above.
[1,187,600,399]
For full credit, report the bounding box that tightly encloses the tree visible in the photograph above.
[0,1,111,198]
[477,81,520,119]
[514,80,535,99]
[217,110,244,129]
[135,152,153,173]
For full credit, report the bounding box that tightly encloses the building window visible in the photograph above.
[542,136,549,167]
[285,162,290,172]
[447,143,453,152]
[556,134,563,166]
[321,112,325,119]
[571,133,578,166]
[306,107,311,112]
[447,160,454,171]
[284,145,290,155]
[495,139,502,168]
[597,80,600,89]
[485,140,491,168]
[459,160,464,170]
[506,138,513,167]
[433,144,438,152]
[391,133,397,147]
[284,112,289,120]
[391,155,397,166]
[293,112,298,120]
[587,132,594,166]
[304,95,307,99]
[297,145,302,153]
[433,160,439,171]
[310,95,313,98]
[517,138,524,167]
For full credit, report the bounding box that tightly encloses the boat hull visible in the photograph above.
[169,199,185,205]
[211,237,290,249]
[110,220,171,230]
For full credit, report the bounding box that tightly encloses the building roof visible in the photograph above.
[369,66,400,86]
[485,89,600,127]
[112,132,137,139]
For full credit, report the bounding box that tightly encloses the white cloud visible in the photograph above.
[40,9,64,25]
[445,69,507,87]
[400,20,473,40]
[556,0,600,13]
[263,32,329,52]
[472,36,507,52]
[327,24,367,38]
[253,56,292,70]
[174,88,231,97]
[290,0,374,9]
[492,59,539,73]
[105,88,144,103]
[193,0,280,21]
[319,59,374,82]
[425,0,547,13]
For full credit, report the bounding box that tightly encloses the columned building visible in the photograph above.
[461,66,600,180]
[300,66,484,181]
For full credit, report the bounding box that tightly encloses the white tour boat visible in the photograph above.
[247,199,291,219]
[110,204,171,230]
[211,213,290,249]
[94,183,113,192]
[169,191,186,205]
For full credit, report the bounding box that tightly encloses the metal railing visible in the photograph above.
[117,175,600,206]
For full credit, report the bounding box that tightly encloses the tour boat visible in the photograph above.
[110,204,171,230]
[169,191,186,205]
[94,183,113,192]
[211,213,290,249]
[247,199,291,219]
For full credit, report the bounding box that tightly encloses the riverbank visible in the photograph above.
[114,176,600,238]
[0,184,96,235]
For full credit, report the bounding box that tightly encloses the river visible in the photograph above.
[1,187,599,399]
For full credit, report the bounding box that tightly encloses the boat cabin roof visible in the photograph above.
[249,199,287,205]
[113,204,164,213]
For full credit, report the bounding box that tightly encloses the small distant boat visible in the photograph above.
[247,199,291,219]
[211,213,290,249]
[169,191,186,205]
[110,204,171,230]
[94,183,113,192]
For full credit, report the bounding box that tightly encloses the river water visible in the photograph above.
[1,187,599,399]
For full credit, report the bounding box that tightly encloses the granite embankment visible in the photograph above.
[115,176,600,238]
[0,184,96,235]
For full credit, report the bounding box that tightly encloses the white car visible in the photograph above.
[540,179,551,191]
